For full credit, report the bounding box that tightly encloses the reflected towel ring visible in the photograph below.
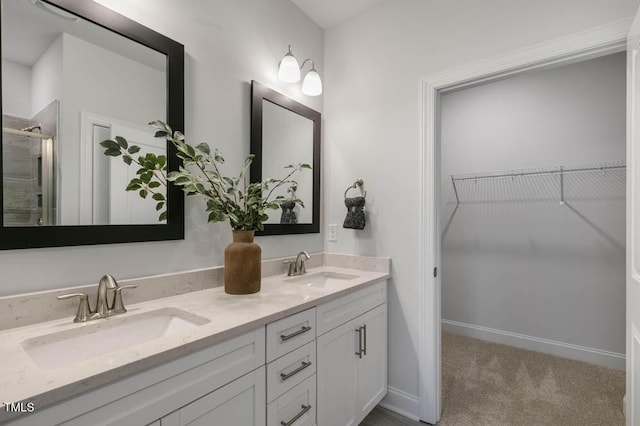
[344,179,366,199]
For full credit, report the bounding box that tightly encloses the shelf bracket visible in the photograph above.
[559,166,565,206]
[451,176,460,207]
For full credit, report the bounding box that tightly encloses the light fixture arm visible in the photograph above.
[299,58,316,70]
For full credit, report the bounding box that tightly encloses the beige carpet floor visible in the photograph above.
[440,332,625,426]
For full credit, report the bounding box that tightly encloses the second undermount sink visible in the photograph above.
[21,307,210,369]
[286,271,360,288]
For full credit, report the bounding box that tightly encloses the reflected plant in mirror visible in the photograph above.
[279,184,299,225]
[102,121,311,231]
[100,135,167,221]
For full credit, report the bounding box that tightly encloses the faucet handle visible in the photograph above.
[57,292,92,323]
[283,259,296,276]
[110,284,137,314]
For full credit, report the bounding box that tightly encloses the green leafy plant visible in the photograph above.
[100,121,310,230]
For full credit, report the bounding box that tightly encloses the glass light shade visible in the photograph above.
[278,53,300,83]
[302,69,322,96]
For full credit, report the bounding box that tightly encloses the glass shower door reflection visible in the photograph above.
[2,106,58,227]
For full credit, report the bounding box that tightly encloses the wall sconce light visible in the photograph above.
[278,45,322,96]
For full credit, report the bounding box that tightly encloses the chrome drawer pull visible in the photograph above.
[280,326,312,342]
[280,404,311,426]
[280,361,312,381]
[362,324,367,356]
[355,326,364,358]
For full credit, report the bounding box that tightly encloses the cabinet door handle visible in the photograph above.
[280,361,312,381]
[280,404,311,426]
[362,324,367,356]
[280,326,312,341]
[355,326,363,358]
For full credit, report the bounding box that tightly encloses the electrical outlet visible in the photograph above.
[328,224,338,242]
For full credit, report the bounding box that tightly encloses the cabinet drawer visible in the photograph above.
[267,307,316,362]
[267,374,316,426]
[267,340,317,403]
[316,280,386,335]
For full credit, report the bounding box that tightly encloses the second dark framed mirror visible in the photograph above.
[250,81,320,235]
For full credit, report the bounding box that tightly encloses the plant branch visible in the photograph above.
[169,136,228,204]
[121,146,167,187]
[102,122,310,230]
[264,168,298,202]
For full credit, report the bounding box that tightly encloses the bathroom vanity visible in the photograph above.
[0,257,389,426]
[0,2,384,423]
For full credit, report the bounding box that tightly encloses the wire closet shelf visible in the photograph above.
[448,160,626,207]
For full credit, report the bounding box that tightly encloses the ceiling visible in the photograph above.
[291,0,384,29]
[3,0,382,69]
[2,0,164,71]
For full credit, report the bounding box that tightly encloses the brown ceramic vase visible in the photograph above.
[224,230,261,294]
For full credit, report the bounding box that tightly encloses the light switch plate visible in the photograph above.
[328,224,338,242]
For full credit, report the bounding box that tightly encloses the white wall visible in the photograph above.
[31,36,62,118]
[0,0,323,295]
[1,59,31,118]
[58,33,165,225]
[441,53,626,356]
[323,0,638,416]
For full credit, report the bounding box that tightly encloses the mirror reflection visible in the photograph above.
[261,100,314,224]
[250,80,320,235]
[2,0,167,226]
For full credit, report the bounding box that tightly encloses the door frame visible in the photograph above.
[626,9,640,424]
[418,18,632,424]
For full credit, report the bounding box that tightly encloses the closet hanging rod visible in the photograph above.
[451,163,625,183]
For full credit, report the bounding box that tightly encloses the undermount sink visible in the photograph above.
[286,271,359,288]
[21,307,210,369]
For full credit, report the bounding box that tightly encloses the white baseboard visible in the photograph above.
[378,386,421,422]
[442,319,625,370]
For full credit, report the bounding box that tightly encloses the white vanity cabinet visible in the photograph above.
[4,277,387,426]
[355,304,387,421]
[5,329,266,426]
[264,280,387,426]
[316,281,387,426]
[159,366,266,426]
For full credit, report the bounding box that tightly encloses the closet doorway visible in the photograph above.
[416,17,640,425]
[438,52,626,424]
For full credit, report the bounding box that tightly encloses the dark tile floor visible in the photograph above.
[361,406,426,425]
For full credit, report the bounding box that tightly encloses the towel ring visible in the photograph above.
[344,179,366,199]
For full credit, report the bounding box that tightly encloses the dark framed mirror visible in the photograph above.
[250,81,320,235]
[0,0,184,249]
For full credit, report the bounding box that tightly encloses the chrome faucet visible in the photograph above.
[285,251,311,276]
[295,251,311,274]
[57,274,137,323]
[95,274,117,317]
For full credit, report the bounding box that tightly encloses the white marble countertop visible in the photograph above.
[0,265,389,420]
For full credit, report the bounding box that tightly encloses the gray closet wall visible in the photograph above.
[440,52,626,368]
